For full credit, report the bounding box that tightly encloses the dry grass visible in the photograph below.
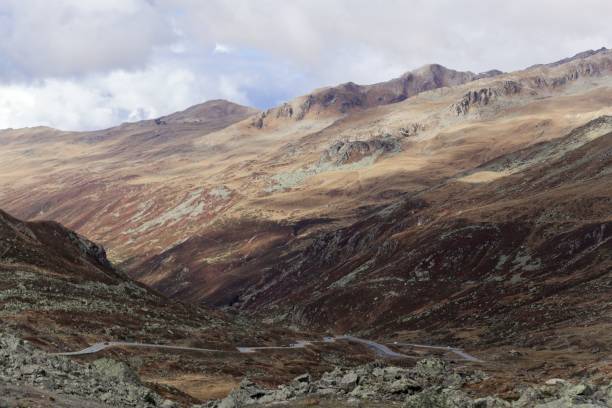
[145,373,239,400]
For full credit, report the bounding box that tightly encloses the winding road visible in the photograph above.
[391,342,483,362]
[53,336,483,362]
[336,336,410,359]
[55,341,222,356]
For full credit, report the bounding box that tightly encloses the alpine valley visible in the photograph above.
[1,48,612,407]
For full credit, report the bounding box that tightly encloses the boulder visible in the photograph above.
[473,396,512,407]
[290,373,311,395]
[93,358,141,385]
[388,378,421,394]
[218,378,269,408]
[340,372,360,391]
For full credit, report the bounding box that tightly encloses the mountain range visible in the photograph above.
[1,47,612,407]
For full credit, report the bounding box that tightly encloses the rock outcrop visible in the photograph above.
[319,137,401,165]
[0,333,165,407]
[451,80,523,115]
[202,359,483,407]
[201,359,612,407]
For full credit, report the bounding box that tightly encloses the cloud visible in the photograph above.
[0,62,254,130]
[0,0,611,130]
[175,0,612,74]
[0,0,176,80]
[213,43,233,54]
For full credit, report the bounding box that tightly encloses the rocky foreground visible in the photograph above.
[0,333,173,407]
[207,360,612,408]
[4,331,611,408]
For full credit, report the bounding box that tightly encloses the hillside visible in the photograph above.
[2,47,612,406]
[0,210,368,406]
[0,48,610,347]
[238,116,612,336]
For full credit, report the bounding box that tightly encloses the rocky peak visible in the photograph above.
[253,64,501,128]
[529,47,610,69]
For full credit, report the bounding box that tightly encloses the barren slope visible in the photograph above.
[0,48,610,327]
[135,48,612,305]
[0,210,369,405]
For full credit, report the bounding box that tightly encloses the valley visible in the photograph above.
[1,47,612,407]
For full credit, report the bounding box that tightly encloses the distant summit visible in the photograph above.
[528,47,609,69]
[156,99,258,125]
[252,63,503,128]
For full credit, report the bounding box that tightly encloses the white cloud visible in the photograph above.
[0,0,175,79]
[178,0,612,74]
[213,43,233,54]
[0,0,611,130]
[0,62,254,130]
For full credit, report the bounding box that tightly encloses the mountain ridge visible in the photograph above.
[2,47,612,406]
[251,63,504,128]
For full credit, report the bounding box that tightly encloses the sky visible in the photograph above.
[0,0,610,131]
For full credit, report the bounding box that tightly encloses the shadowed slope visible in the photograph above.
[0,49,610,320]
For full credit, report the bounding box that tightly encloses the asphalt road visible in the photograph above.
[53,336,483,362]
[336,336,410,359]
[55,341,223,356]
[391,342,483,362]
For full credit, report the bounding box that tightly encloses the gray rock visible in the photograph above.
[474,396,512,407]
[0,332,165,407]
[290,373,311,395]
[340,372,360,391]
[320,137,400,166]
[414,357,449,380]
[349,385,376,399]
[93,358,141,385]
[218,378,270,408]
[404,388,474,408]
[388,378,421,394]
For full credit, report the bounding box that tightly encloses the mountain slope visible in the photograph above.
[124,49,612,305]
[0,48,611,324]
[208,117,612,382]
[0,210,354,405]
[0,207,248,354]
[235,117,612,332]
[0,208,116,282]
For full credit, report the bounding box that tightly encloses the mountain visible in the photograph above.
[252,63,501,127]
[0,209,356,406]
[1,49,610,298]
[528,46,609,69]
[1,49,610,290]
[158,99,259,125]
[238,116,612,335]
[1,49,612,402]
